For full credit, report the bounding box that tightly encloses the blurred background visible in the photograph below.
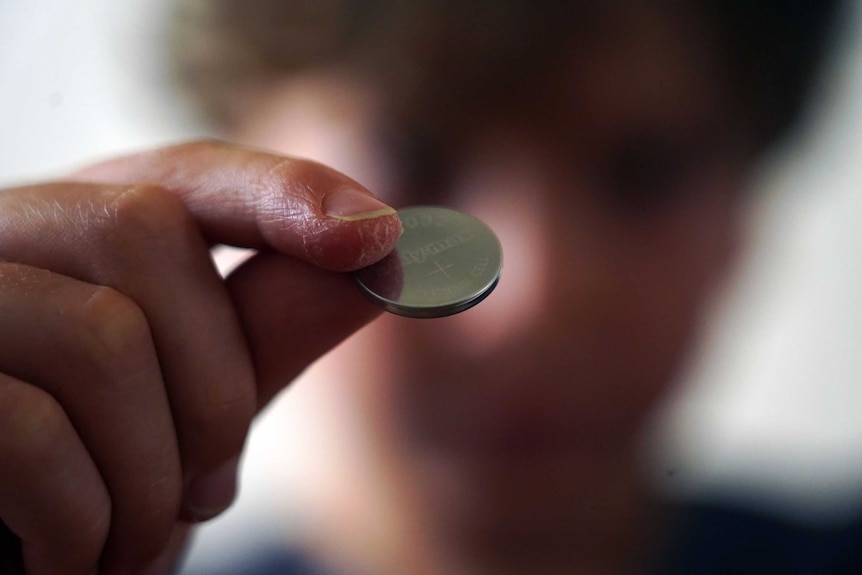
[3,0,862,571]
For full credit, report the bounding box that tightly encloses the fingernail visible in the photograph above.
[323,187,396,221]
[185,457,239,521]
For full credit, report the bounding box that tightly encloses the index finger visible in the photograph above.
[72,140,402,272]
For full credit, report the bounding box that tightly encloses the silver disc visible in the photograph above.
[354,206,503,318]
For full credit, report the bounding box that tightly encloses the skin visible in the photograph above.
[1,2,759,575]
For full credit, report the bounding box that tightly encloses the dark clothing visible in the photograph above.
[184,503,862,575]
[658,503,862,575]
[184,547,329,575]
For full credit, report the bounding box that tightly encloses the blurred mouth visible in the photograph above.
[396,391,644,558]
[398,388,623,468]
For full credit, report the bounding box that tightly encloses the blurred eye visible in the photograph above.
[377,123,456,205]
[601,130,712,214]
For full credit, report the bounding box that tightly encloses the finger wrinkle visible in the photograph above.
[298,220,330,265]
[10,192,120,262]
[254,182,317,253]
[354,215,402,269]
[11,196,85,238]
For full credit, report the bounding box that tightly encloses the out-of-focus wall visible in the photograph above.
[2,0,862,569]
[0,0,202,182]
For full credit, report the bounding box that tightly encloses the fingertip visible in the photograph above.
[306,211,403,272]
[183,457,240,523]
[256,156,402,271]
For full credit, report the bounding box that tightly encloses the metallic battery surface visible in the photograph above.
[354,206,503,318]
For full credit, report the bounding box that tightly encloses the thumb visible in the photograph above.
[72,140,402,271]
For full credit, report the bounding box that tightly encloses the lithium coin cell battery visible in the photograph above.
[354,206,502,318]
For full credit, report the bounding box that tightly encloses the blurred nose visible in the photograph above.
[443,148,616,364]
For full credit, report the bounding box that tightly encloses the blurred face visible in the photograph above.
[239,2,752,573]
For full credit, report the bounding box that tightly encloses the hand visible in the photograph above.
[0,140,402,574]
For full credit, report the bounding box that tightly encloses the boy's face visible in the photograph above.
[240,2,752,571]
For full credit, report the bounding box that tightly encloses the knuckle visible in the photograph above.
[0,382,66,458]
[75,286,153,377]
[102,184,195,248]
[0,382,112,571]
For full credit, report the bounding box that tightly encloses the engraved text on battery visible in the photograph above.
[470,257,490,277]
[399,230,476,266]
[430,277,474,297]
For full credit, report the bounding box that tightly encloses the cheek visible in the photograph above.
[612,200,740,398]
[611,265,707,394]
